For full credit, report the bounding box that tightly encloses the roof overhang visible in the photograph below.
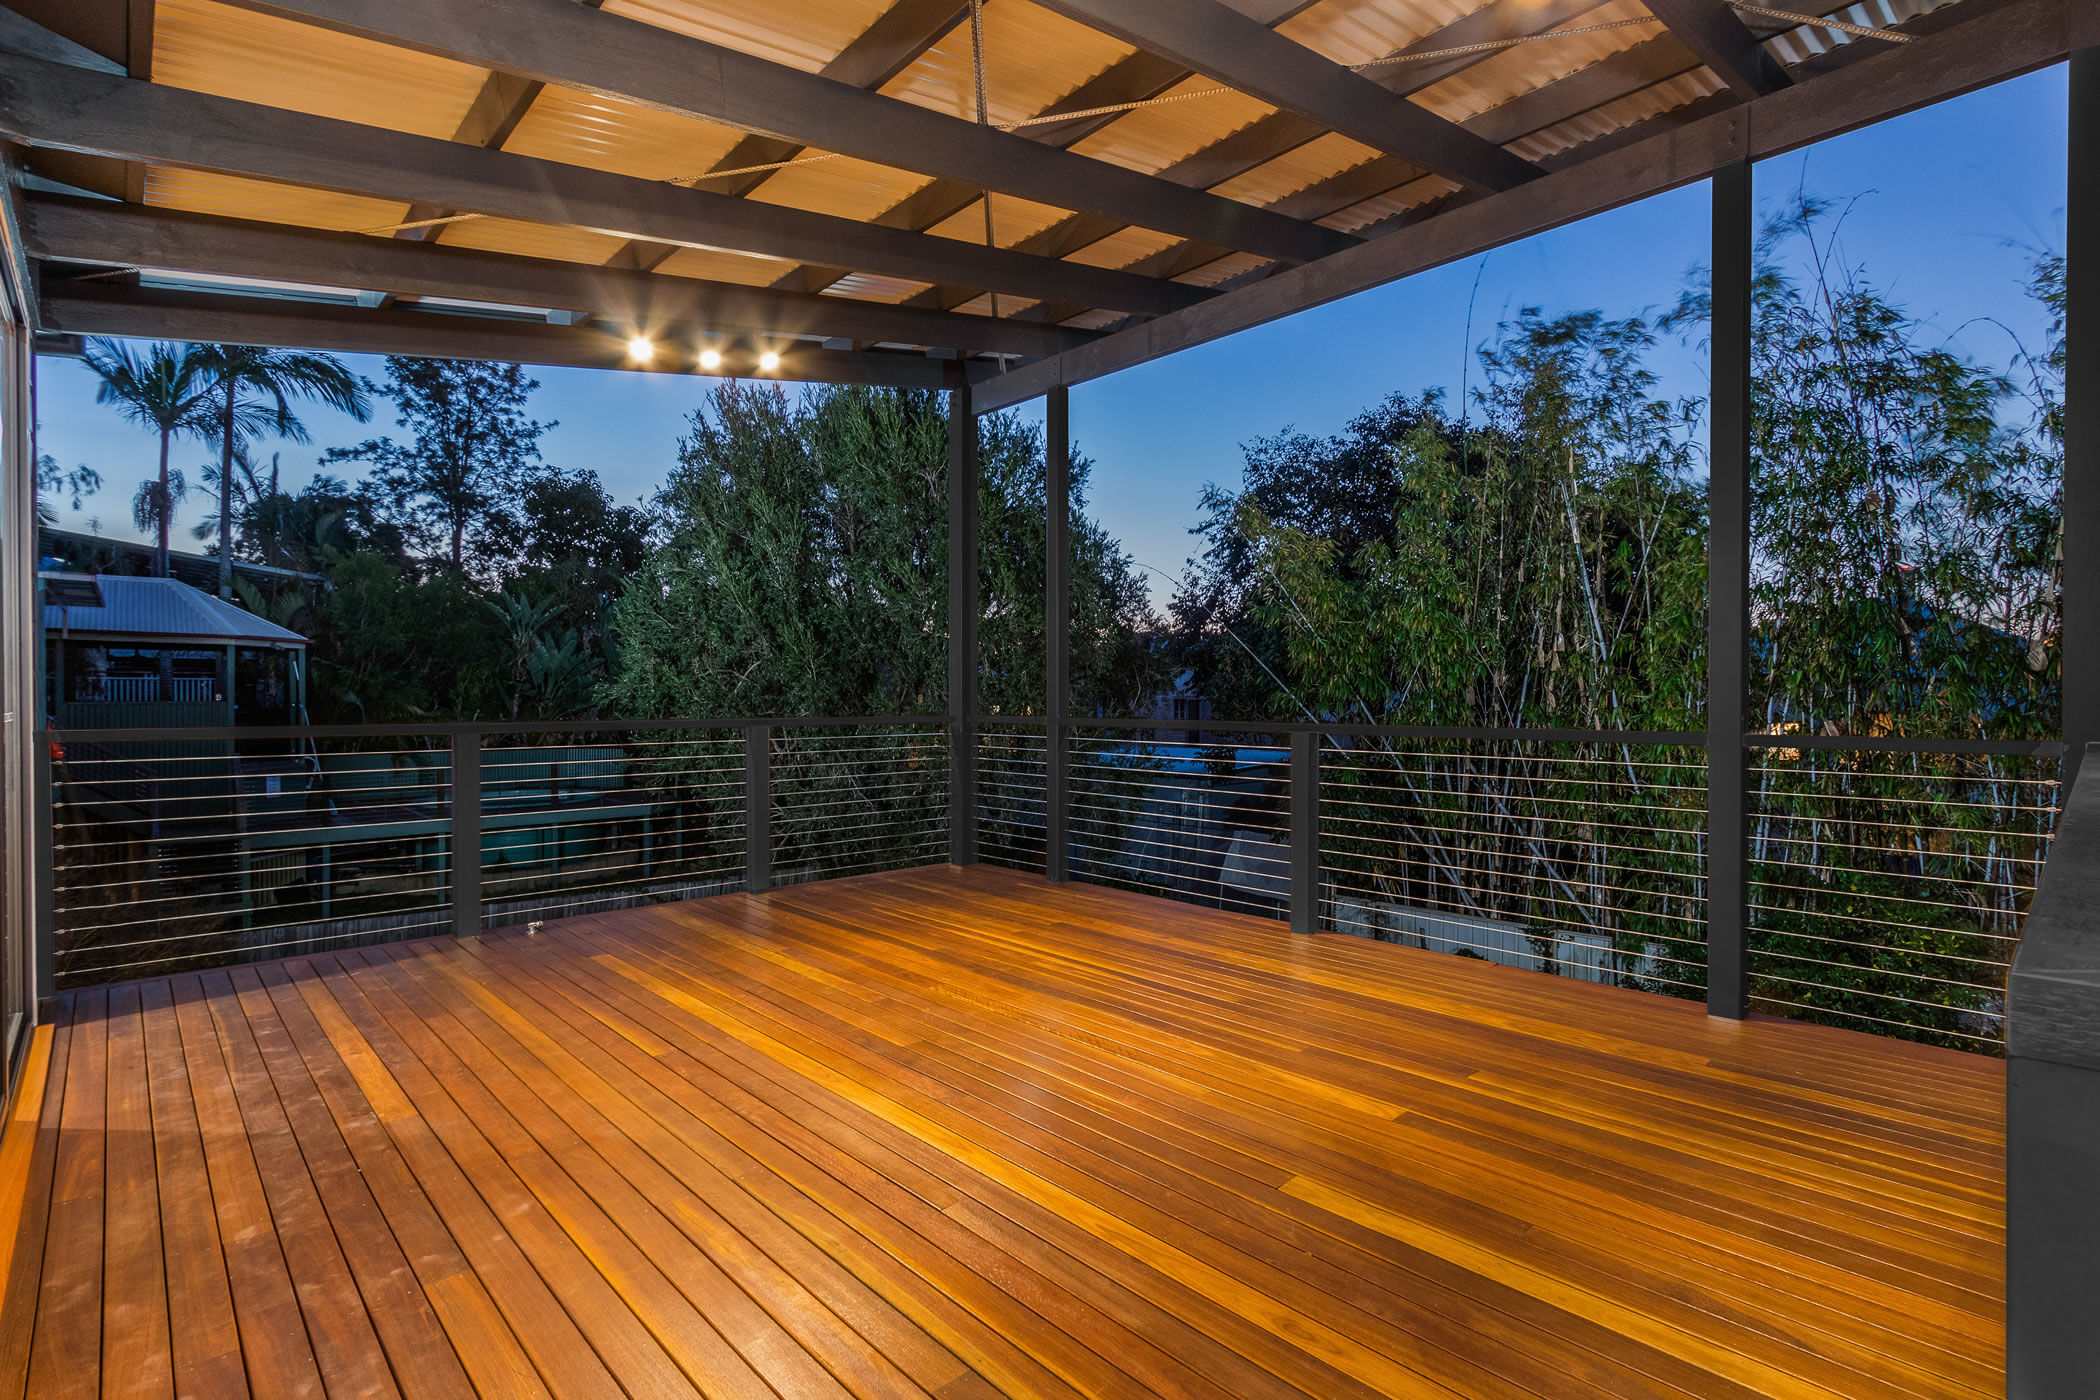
[0,0,2072,396]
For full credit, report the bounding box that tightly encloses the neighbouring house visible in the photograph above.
[41,571,308,731]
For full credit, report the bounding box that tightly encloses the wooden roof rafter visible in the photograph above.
[972,0,2095,411]
[899,0,1615,319]
[1026,0,1544,193]
[0,0,2050,389]
[207,0,1360,266]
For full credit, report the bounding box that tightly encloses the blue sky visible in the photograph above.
[35,64,2069,600]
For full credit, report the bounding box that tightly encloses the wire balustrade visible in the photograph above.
[39,713,2062,1052]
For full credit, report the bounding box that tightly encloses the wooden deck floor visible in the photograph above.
[0,864,2004,1400]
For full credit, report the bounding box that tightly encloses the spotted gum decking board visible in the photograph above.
[0,864,2005,1398]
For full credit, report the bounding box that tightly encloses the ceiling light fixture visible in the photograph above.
[626,335,654,362]
[757,350,782,373]
[697,347,724,372]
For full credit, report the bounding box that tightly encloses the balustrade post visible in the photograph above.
[33,738,53,1000]
[450,729,481,939]
[1706,157,1753,1019]
[1290,729,1319,934]
[948,387,980,865]
[1046,385,1070,883]
[745,723,771,893]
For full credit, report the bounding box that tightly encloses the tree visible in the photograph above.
[601,383,1161,720]
[305,550,506,723]
[80,339,211,577]
[192,343,371,596]
[1180,312,1706,731]
[130,467,187,548]
[241,474,404,574]
[34,454,102,529]
[508,465,653,647]
[328,358,551,574]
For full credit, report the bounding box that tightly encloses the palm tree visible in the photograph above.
[81,340,211,577]
[193,344,371,596]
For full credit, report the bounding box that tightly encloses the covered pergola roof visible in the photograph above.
[0,0,2086,403]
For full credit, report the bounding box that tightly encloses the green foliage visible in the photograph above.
[1749,199,2058,741]
[326,358,549,574]
[81,339,213,573]
[191,342,371,593]
[1181,311,1707,732]
[602,383,1164,722]
[304,550,506,723]
[33,454,102,528]
[1161,202,2062,1049]
[601,383,947,719]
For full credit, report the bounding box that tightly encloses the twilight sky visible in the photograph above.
[33,64,2069,602]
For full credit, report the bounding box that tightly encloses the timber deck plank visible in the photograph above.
[0,865,2006,1399]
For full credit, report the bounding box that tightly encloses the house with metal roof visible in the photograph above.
[40,571,307,730]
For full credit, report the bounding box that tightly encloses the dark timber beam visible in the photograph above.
[766,0,1330,299]
[605,0,970,275]
[1027,0,1541,193]
[37,280,967,389]
[973,0,2097,411]
[1644,0,1791,100]
[214,0,1358,266]
[0,52,1210,318]
[21,197,1098,358]
[907,0,1607,316]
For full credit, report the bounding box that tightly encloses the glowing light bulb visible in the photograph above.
[757,349,782,373]
[697,347,724,372]
[626,335,654,362]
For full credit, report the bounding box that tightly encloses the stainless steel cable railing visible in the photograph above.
[43,716,952,988]
[39,711,2065,1051]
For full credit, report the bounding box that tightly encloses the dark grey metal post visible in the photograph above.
[2066,48,2100,795]
[1706,158,1753,1020]
[1289,729,1319,934]
[744,723,771,893]
[32,740,53,1001]
[2006,55,2100,1398]
[948,387,979,866]
[2009,742,2100,1400]
[1046,386,1071,883]
[450,730,481,939]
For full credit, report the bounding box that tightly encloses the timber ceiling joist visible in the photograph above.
[0,0,2066,386]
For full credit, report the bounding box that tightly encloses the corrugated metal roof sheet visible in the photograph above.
[41,575,309,645]
[93,0,1978,338]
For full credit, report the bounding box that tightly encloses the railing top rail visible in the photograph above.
[45,714,952,743]
[47,711,2069,754]
[2010,742,2100,1073]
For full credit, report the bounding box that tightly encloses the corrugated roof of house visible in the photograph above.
[40,573,308,645]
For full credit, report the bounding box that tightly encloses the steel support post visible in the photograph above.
[745,723,771,893]
[450,730,482,939]
[1706,158,1753,1019]
[2006,51,2100,1400]
[1290,729,1319,934]
[2066,50,2100,795]
[1046,386,1071,882]
[948,387,980,865]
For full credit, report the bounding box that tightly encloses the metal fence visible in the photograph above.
[1320,737,1710,1000]
[1746,745,2059,1048]
[42,717,949,989]
[40,712,2066,1052]
[1066,728,1291,918]
[953,720,2060,1053]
